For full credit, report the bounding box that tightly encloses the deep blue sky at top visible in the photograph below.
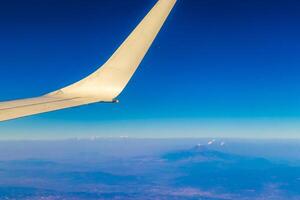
[0,0,300,138]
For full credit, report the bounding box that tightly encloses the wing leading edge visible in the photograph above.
[0,0,176,122]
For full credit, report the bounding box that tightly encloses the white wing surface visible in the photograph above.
[0,0,176,122]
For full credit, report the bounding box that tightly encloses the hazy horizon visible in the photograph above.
[0,138,300,199]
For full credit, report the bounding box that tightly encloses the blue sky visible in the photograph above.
[0,0,300,139]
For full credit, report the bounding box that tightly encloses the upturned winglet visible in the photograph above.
[0,0,176,122]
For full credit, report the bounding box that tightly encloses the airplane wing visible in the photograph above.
[0,0,176,122]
